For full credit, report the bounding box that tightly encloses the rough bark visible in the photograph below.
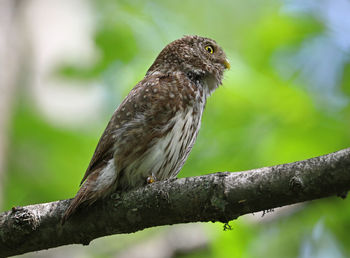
[0,148,349,257]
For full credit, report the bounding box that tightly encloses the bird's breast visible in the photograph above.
[148,98,205,179]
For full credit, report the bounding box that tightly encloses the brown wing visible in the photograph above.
[80,73,194,186]
[79,82,148,186]
[79,116,117,185]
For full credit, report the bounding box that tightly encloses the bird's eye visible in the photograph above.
[205,45,214,54]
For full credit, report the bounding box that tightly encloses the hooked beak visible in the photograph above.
[222,58,230,70]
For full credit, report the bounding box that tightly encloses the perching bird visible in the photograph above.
[62,35,230,223]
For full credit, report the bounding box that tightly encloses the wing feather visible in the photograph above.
[80,73,190,185]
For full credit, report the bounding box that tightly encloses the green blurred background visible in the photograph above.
[1,0,350,257]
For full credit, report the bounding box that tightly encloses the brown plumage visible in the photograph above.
[62,35,230,224]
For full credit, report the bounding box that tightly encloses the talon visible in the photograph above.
[146,174,157,184]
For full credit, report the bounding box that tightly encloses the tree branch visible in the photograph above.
[1,148,350,257]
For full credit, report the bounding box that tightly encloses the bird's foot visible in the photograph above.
[146,173,157,184]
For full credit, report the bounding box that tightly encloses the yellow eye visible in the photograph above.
[205,45,214,54]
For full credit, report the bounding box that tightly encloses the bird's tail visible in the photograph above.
[61,170,102,224]
[61,164,118,225]
[61,180,97,225]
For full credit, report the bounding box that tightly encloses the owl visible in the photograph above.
[62,35,230,223]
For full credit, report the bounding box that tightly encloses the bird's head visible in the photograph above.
[147,35,230,92]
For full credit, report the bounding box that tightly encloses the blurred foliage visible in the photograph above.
[6,100,96,203]
[3,0,350,257]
